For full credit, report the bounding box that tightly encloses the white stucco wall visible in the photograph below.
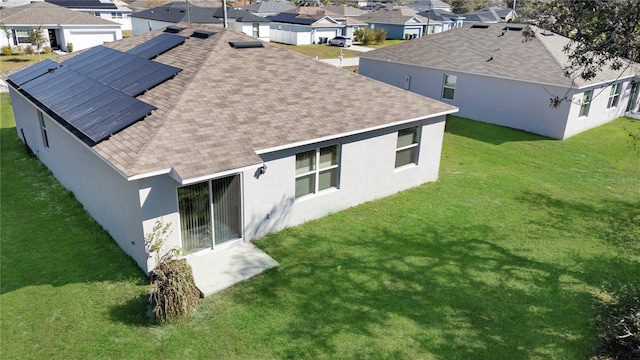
[132,18,173,36]
[9,89,148,273]
[270,23,342,45]
[62,26,122,51]
[228,21,271,42]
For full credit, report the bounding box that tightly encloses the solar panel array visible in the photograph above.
[128,33,188,60]
[46,0,117,9]
[8,39,185,145]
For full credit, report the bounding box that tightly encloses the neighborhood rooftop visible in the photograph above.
[0,1,119,25]
[9,24,457,182]
[360,24,639,88]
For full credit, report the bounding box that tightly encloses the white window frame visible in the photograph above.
[607,83,622,108]
[38,111,50,149]
[395,126,420,168]
[295,145,340,199]
[252,23,259,37]
[13,29,30,44]
[579,90,592,117]
[442,74,457,100]
[111,12,123,19]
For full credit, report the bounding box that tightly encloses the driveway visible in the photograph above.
[320,44,373,68]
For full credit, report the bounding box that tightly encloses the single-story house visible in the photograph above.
[416,8,465,33]
[267,6,365,45]
[461,7,516,25]
[130,2,271,41]
[324,4,367,18]
[359,24,640,139]
[355,6,441,39]
[238,0,296,17]
[7,24,458,294]
[1,0,133,31]
[406,0,453,13]
[0,2,123,52]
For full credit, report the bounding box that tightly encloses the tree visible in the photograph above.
[27,26,46,61]
[1,23,11,51]
[525,0,640,82]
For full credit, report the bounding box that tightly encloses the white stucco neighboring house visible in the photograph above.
[6,24,457,295]
[0,2,123,52]
[130,2,271,41]
[267,7,365,45]
[359,24,640,139]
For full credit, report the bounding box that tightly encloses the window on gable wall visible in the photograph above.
[607,83,622,108]
[442,74,457,100]
[395,126,420,168]
[38,111,49,149]
[295,145,340,198]
[579,90,592,117]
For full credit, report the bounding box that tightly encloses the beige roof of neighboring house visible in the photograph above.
[19,24,456,180]
[324,4,366,17]
[0,1,120,25]
[361,24,640,88]
[356,6,430,25]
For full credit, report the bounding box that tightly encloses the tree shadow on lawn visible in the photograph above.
[0,127,147,295]
[235,198,639,358]
[445,116,550,145]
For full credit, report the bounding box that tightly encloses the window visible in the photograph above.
[88,11,100,16]
[13,29,30,44]
[38,111,49,149]
[607,83,622,108]
[579,90,592,117]
[395,127,420,168]
[252,23,259,37]
[178,175,242,253]
[295,145,339,198]
[111,12,123,19]
[442,74,457,100]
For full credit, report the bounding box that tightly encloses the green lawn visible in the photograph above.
[270,42,361,59]
[1,91,639,359]
[0,53,59,72]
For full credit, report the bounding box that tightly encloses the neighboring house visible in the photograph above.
[324,4,367,17]
[6,24,458,294]
[462,7,516,25]
[416,8,464,33]
[267,7,364,45]
[239,0,296,17]
[0,2,122,52]
[355,6,440,39]
[130,2,270,41]
[0,0,133,31]
[406,0,453,13]
[359,24,640,139]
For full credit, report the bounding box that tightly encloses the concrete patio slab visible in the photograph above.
[186,243,278,297]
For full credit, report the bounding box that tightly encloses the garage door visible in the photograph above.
[69,31,117,51]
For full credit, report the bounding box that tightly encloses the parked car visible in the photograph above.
[328,36,353,47]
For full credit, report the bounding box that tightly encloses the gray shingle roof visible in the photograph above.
[240,0,295,15]
[355,6,429,25]
[0,1,120,25]
[42,25,456,180]
[361,24,639,88]
[130,3,269,23]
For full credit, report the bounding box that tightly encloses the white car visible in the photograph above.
[328,36,353,47]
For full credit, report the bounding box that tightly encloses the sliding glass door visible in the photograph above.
[178,174,242,253]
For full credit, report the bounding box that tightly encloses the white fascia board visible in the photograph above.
[255,109,457,155]
[180,163,262,186]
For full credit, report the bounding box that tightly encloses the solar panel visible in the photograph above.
[127,33,188,60]
[45,0,117,9]
[10,34,185,145]
[7,59,60,86]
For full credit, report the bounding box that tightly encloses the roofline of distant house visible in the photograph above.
[255,108,458,155]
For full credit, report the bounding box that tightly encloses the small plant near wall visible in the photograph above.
[66,42,73,52]
[145,219,200,324]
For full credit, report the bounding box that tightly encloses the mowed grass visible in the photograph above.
[270,42,361,59]
[1,90,639,359]
[0,53,59,72]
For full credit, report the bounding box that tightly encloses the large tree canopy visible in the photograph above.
[524,0,640,82]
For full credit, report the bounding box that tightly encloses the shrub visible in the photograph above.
[42,46,51,54]
[373,28,387,45]
[66,42,73,52]
[1,46,11,56]
[14,46,24,55]
[595,284,640,360]
[24,45,34,55]
[145,219,200,324]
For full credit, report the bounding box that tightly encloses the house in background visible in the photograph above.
[416,8,465,33]
[406,0,453,13]
[0,2,123,52]
[7,24,457,295]
[355,6,440,39]
[238,0,296,17]
[130,2,271,41]
[461,7,516,25]
[0,0,133,30]
[267,7,365,45]
[359,24,640,139]
[324,4,367,18]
